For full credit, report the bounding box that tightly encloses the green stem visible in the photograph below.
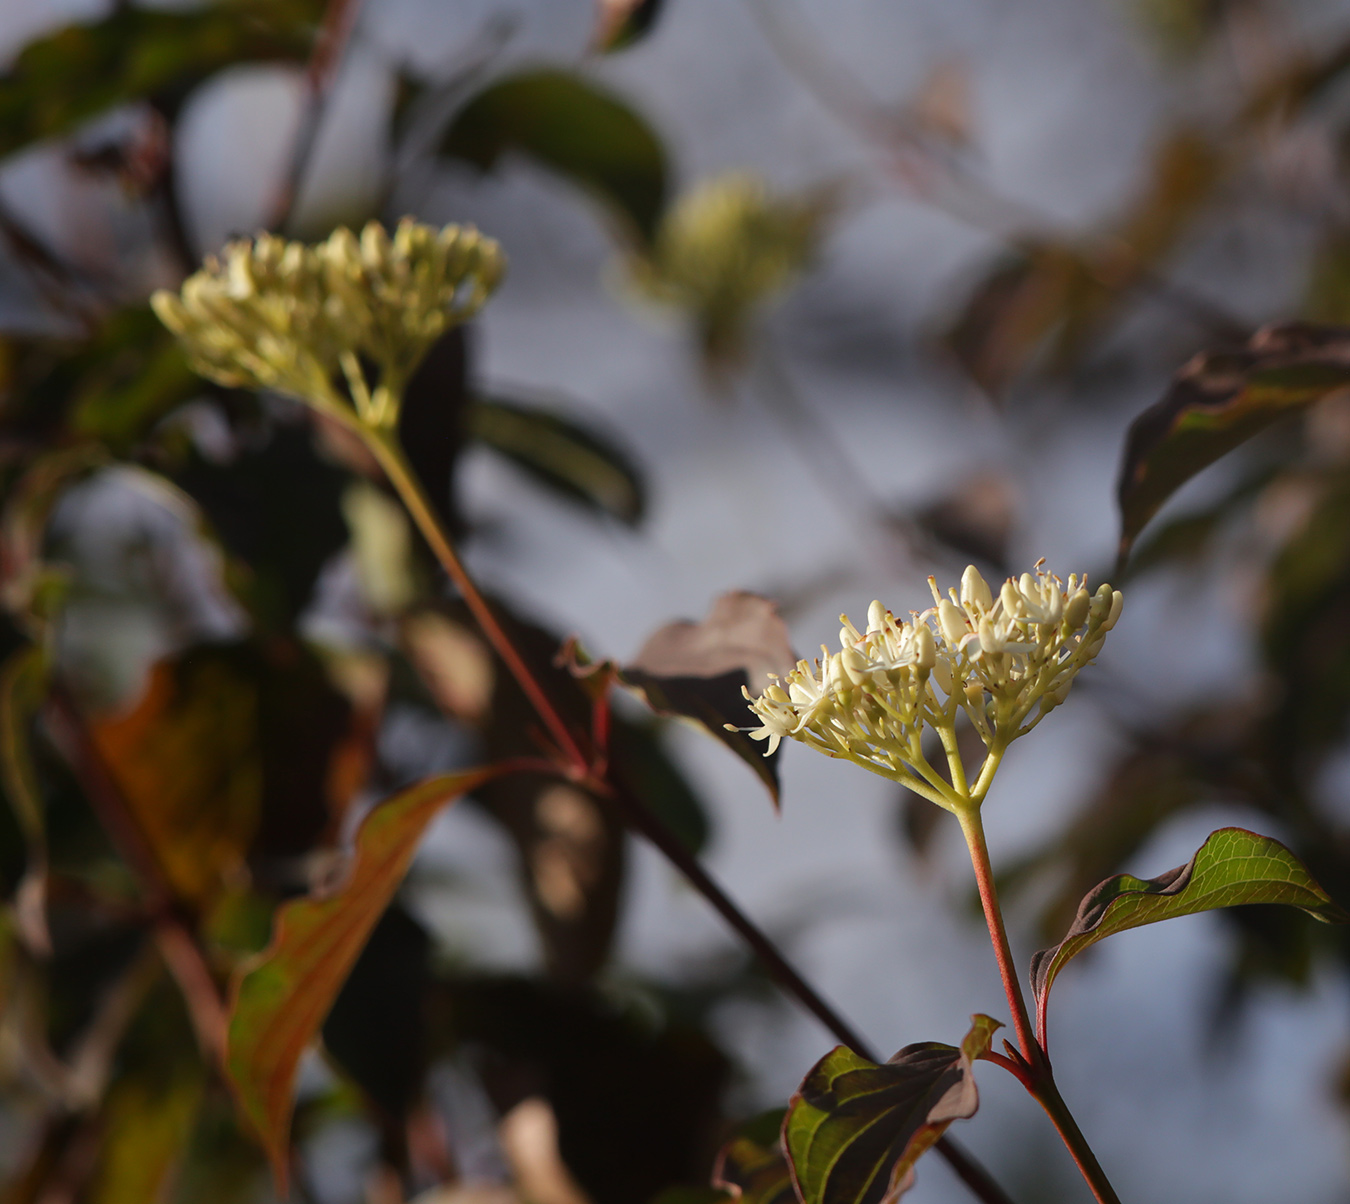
[956,803,1122,1204]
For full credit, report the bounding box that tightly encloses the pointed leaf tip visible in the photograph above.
[1031,827,1349,1045]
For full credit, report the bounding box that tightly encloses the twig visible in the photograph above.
[267,0,367,233]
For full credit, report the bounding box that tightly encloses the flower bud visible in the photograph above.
[961,565,993,611]
[1064,587,1090,630]
[938,600,967,647]
[867,599,887,634]
[914,624,936,672]
[1102,589,1123,631]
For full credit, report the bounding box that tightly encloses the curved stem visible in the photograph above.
[364,428,590,773]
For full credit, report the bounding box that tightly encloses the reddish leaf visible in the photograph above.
[226,767,502,1190]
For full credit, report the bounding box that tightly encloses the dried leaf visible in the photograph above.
[783,1016,1001,1204]
[1030,827,1349,1044]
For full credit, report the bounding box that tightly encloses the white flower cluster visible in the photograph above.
[739,564,1123,808]
[152,219,504,427]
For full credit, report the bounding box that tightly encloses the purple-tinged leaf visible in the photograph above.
[1117,322,1350,564]
[624,592,796,806]
[783,1016,1001,1204]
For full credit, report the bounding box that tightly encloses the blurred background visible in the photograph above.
[4,0,1350,1202]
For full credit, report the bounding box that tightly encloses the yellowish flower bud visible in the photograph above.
[961,565,993,611]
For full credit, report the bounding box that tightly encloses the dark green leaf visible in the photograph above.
[0,2,321,160]
[226,767,502,1192]
[468,394,646,525]
[623,593,797,808]
[783,1016,1001,1204]
[1030,827,1349,1044]
[1116,322,1350,564]
[441,68,668,243]
[610,715,710,855]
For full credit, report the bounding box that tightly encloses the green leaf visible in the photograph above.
[225,767,501,1192]
[0,2,321,160]
[1116,322,1350,564]
[1030,827,1350,1043]
[467,394,646,525]
[783,1016,1001,1204]
[441,68,668,243]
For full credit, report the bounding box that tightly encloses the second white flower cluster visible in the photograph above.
[741,563,1122,807]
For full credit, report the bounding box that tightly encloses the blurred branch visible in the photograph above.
[745,0,1248,340]
[267,0,367,233]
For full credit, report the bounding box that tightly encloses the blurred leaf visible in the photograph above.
[399,328,470,537]
[174,421,349,629]
[0,309,198,452]
[0,1,321,160]
[1243,34,1350,124]
[1116,322,1350,563]
[610,715,710,856]
[322,903,430,1169]
[467,395,646,525]
[913,470,1018,573]
[85,1065,205,1204]
[943,242,1097,396]
[87,640,369,906]
[947,131,1223,397]
[433,975,731,1204]
[88,648,264,909]
[623,592,796,807]
[652,1190,732,1204]
[226,766,500,1192]
[594,0,667,52]
[0,445,105,622]
[0,645,51,953]
[441,68,668,244]
[783,1016,1001,1204]
[1030,827,1349,1041]
[712,1114,793,1204]
[1261,471,1350,756]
